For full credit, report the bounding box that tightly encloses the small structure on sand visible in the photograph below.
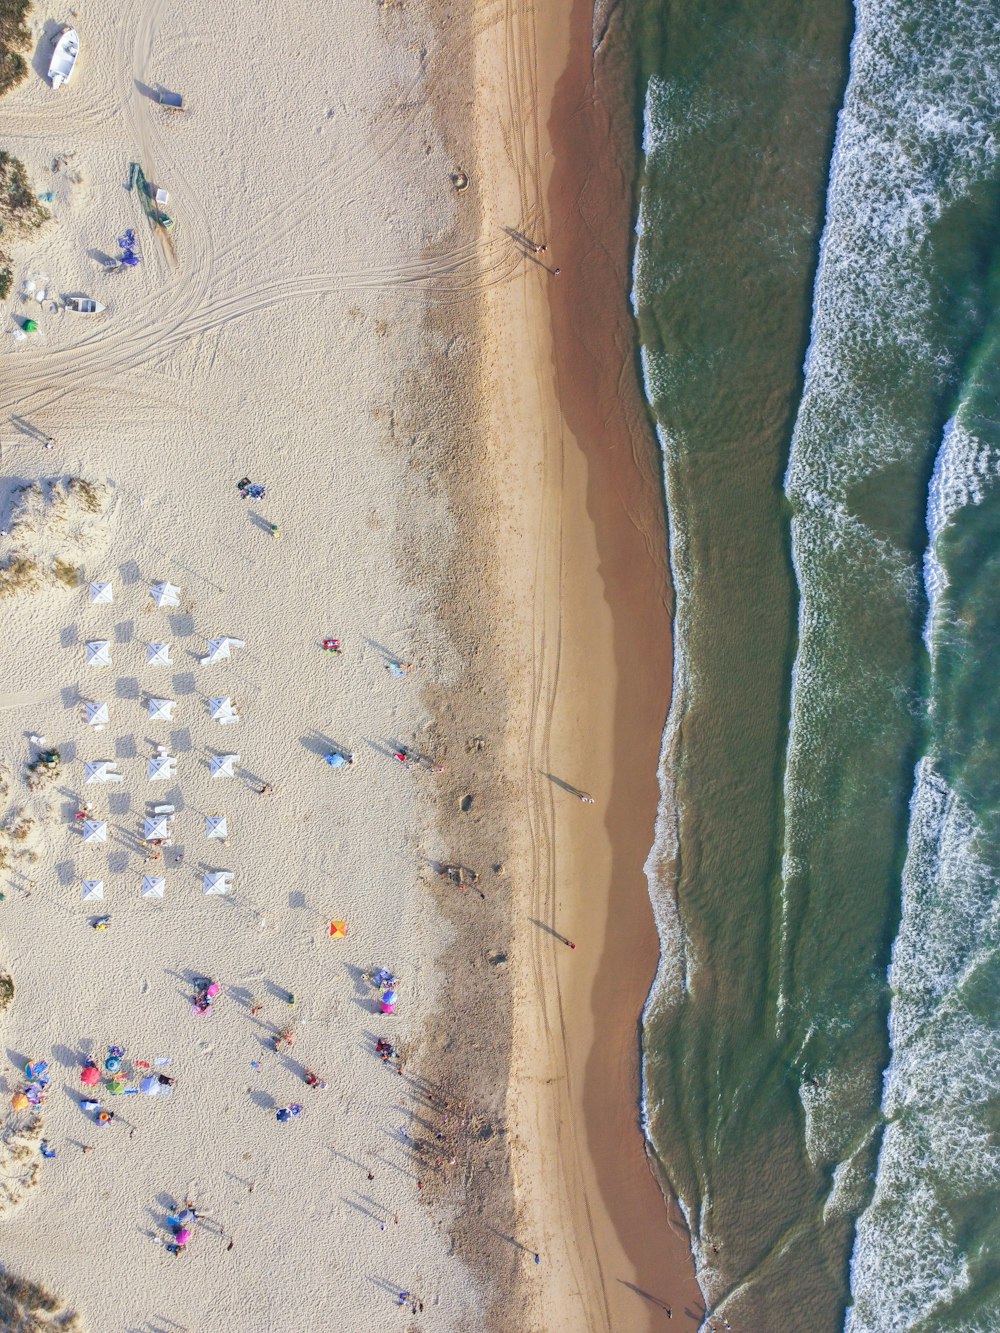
[147,643,173,667]
[150,580,180,608]
[209,753,240,779]
[89,581,113,604]
[85,641,111,667]
[203,870,233,895]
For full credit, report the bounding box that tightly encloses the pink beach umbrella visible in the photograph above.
[174,1227,192,1246]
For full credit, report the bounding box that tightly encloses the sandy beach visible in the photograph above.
[0,0,696,1329]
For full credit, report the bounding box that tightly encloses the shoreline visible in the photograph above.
[437,0,703,1326]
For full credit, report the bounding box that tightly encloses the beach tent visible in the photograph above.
[141,876,165,899]
[150,580,180,608]
[209,753,240,779]
[143,815,172,840]
[89,581,113,604]
[203,870,233,895]
[81,879,104,901]
[205,815,228,840]
[147,753,177,781]
[200,636,246,665]
[84,760,123,784]
[147,697,176,721]
[329,920,347,939]
[208,696,239,725]
[147,642,172,667]
[85,701,110,728]
[85,640,111,667]
[324,752,351,768]
[81,819,107,844]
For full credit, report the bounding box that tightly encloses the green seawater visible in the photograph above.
[626,0,1000,1327]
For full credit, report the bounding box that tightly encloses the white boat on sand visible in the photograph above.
[48,27,79,89]
[66,297,105,315]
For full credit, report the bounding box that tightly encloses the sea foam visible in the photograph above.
[845,760,1000,1331]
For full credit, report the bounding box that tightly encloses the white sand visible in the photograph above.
[0,0,486,1327]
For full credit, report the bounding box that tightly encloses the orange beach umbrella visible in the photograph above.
[329,920,347,939]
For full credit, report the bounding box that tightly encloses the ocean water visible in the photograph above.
[628,0,1000,1327]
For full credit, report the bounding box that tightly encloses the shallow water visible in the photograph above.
[628,0,1000,1326]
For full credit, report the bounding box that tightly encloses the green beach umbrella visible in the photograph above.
[22,319,38,334]
[107,1078,125,1095]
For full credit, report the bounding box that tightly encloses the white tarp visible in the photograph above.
[84,760,123,784]
[147,642,172,666]
[208,696,239,725]
[205,815,228,840]
[85,640,111,667]
[200,636,246,665]
[144,815,172,840]
[81,879,104,901]
[147,697,176,721]
[89,581,113,604]
[209,753,239,778]
[81,819,107,843]
[203,870,233,895]
[85,701,110,728]
[141,876,166,899]
[147,753,177,781]
[150,580,181,608]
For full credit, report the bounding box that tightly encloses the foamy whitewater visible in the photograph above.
[632,0,1000,1325]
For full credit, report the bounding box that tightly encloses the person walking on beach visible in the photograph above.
[577,791,595,804]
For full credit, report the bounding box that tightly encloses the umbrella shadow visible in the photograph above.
[617,1280,677,1316]
[300,730,348,759]
[542,771,590,799]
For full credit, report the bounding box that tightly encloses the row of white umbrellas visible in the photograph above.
[83,753,240,782]
[81,870,233,901]
[89,580,180,608]
[84,637,246,668]
[80,814,228,843]
[85,696,239,726]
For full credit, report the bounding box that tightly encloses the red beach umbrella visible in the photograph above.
[80,1064,100,1086]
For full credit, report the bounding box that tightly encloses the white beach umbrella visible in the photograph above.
[85,701,110,728]
[89,581,113,604]
[144,815,172,840]
[205,814,228,840]
[208,696,239,725]
[200,636,245,665]
[209,753,239,779]
[85,640,111,667]
[81,819,107,844]
[203,870,233,895]
[150,580,181,608]
[147,642,172,666]
[81,879,104,901]
[148,753,177,781]
[141,875,166,899]
[84,760,123,784]
[147,697,176,721]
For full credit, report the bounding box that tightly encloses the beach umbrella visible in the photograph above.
[150,580,180,608]
[84,759,123,784]
[148,753,176,781]
[81,879,104,901]
[209,753,239,779]
[200,636,245,665]
[144,815,171,840]
[205,815,228,840]
[25,1061,48,1081]
[203,870,233,895]
[175,1227,192,1246]
[89,581,113,604]
[147,642,172,666]
[10,1092,29,1111]
[147,697,176,721]
[105,1054,122,1073]
[208,696,239,725]
[324,752,351,768]
[329,920,347,939]
[140,1076,160,1096]
[85,701,110,728]
[141,876,165,899]
[80,1064,100,1086]
[82,819,107,844]
[85,640,111,667]
[107,1078,125,1095]
[22,319,38,334]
